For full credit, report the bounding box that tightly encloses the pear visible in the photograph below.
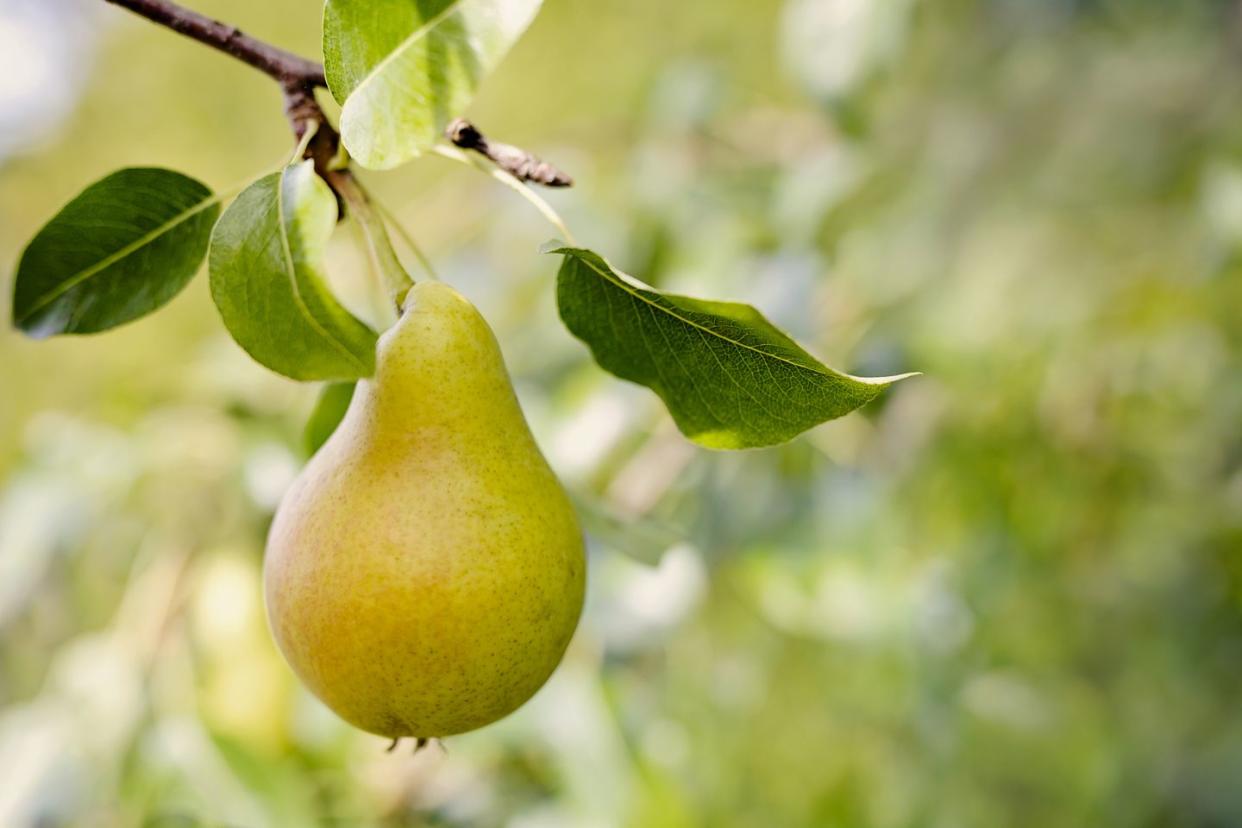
[265,282,586,739]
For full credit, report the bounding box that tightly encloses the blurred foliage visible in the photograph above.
[1,0,1241,826]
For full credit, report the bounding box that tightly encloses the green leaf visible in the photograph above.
[554,247,916,450]
[303,381,356,456]
[209,162,378,381]
[324,0,543,170]
[11,168,219,337]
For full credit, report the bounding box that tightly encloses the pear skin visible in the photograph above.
[265,282,586,738]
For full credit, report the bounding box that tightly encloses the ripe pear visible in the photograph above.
[264,282,586,739]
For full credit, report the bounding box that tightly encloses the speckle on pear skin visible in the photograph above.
[264,282,587,739]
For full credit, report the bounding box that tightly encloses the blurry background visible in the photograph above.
[2,0,1241,825]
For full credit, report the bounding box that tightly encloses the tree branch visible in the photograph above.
[101,0,575,190]
[102,0,338,176]
[447,119,573,188]
[102,0,325,88]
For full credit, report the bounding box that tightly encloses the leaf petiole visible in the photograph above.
[432,144,579,246]
[288,121,320,166]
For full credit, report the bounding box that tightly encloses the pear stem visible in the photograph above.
[327,170,415,320]
[372,199,441,282]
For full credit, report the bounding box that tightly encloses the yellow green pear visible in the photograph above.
[264,281,586,739]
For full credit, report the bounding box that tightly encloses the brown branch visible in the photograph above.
[102,0,325,88]
[447,118,573,188]
[101,1,575,191]
[102,0,339,176]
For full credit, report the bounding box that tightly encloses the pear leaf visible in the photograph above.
[553,247,916,450]
[11,168,219,337]
[303,381,356,456]
[209,162,378,381]
[324,0,543,170]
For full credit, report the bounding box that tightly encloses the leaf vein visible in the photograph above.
[569,252,835,379]
[17,193,219,323]
[274,170,367,374]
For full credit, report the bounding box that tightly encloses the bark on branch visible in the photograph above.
[447,118,573,188]
[100,0,574,188]
[103,0,326,88]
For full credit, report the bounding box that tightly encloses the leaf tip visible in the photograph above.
[539,239,568,255]
[852,370,922,387]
